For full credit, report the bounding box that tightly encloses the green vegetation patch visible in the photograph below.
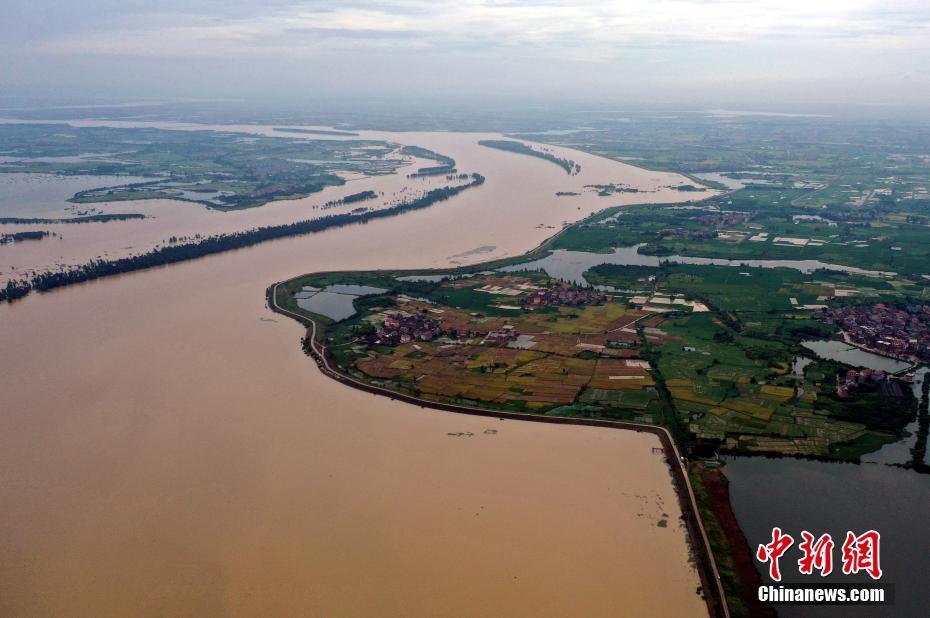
[0,123,410,210]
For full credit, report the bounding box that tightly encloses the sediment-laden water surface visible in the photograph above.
[0,120,706,282]
[0,124,709,617]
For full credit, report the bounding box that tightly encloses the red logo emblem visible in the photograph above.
[756,527,795,582]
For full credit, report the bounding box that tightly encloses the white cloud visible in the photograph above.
[34,0,930,59]
[7,0,929,107]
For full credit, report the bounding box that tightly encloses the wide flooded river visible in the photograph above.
[0,125,708,616]
[0,121,702,282]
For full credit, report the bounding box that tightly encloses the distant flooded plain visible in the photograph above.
[0,125,709,616]
[0,121,703,282]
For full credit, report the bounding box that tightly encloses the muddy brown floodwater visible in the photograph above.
[0,125,710,617]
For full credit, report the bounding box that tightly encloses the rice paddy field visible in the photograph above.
[280,257,914,461]
[280,271,669,423]
[654,313,875,456]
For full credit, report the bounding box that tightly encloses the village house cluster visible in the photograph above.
[370,311,512,347]
[660,228,716,240]
[370,312,443,346]
[836,368,904,400]
[522,286,607,308]
[367,281,612,348]
[482,325,521,346]
[696,211,752,227]
[825,303,930,362]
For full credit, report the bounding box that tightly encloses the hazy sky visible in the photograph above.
[3,1,930,112]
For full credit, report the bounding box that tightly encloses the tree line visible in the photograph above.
[0,230,49,244]
[0,213,145,225]
[478,140,580,175]
[401,146,457,177]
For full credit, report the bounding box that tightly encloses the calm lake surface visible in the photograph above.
[800,340,912,374]
[0,124,709,617]
[692,172,746,191]
[725,456,930,617]
[0,172,155,217]
[295,285,388,321]
[503,245,894,285]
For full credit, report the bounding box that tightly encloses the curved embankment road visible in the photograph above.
[268,283,731,618]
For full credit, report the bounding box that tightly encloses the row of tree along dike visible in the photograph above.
[0,174,484,303]
[911,375,930,473]
[478,139,580,175]
[0,230,50,244]
[0,213,145,224]
[401,146,457,177]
